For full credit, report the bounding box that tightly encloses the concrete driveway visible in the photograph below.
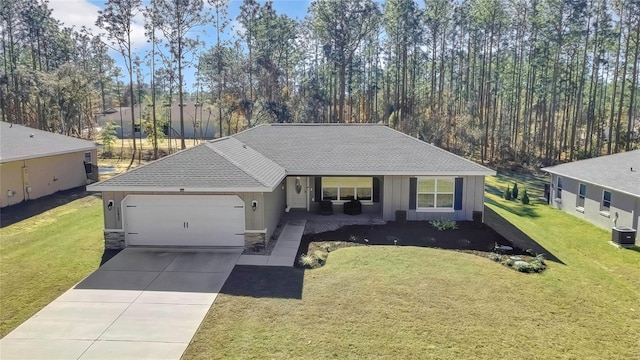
[0,248,241,360]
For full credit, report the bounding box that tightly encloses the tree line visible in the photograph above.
[1,0,639,165]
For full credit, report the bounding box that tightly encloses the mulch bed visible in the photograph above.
[296,221,532,268]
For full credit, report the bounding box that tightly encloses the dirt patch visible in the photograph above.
[295,221,533,268]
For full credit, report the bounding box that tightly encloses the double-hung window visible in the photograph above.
[322,177,372,202]
[417,178,454,210]
[576,183,586,209]
[556,177,563,199]
[601,190,611,214]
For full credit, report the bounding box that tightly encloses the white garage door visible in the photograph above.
[122,195,245,247]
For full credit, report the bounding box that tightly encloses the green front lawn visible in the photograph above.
[184,173,640,359]
[0,195,104,337]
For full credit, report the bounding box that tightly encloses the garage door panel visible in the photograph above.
[122,195,246,247]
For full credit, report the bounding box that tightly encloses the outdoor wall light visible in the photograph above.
[26,186,32,193]
[252,200,258,211]
[107,200,114,211]
[7,190,15,197]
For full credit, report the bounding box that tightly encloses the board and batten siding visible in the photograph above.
[263,180,287,241]
[382,175,485,221]
[549,174,639,242]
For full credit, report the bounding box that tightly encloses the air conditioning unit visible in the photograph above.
[612,226,636,246]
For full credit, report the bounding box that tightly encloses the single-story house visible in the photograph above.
[0,121,98,208]
[96,101,216,139]
[87,124,496,250]
[542,150,639,244]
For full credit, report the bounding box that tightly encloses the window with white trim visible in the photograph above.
[322,177,372,202]
[601,190,611,213]
[576,183,586,209]
[417,178,454,209]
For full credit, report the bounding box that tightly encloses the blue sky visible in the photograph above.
[48,0,314,91]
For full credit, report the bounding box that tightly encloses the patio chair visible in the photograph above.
[319,200,333,215]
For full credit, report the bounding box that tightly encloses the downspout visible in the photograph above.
[22,160,29,201]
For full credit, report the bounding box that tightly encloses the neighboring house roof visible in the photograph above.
[88,123,495,193]
[542,150,640,198]
[235,124,494,176]
[0,121,97,163]
[88,137,286,192]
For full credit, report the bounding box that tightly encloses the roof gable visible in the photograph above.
[0,121,96,163]
[206,137,286,188]
[88,138,285,192]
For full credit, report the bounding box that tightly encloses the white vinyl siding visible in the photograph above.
[417,178,454,210]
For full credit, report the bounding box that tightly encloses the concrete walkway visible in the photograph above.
[237,220,306,267]
[0,248,241,360]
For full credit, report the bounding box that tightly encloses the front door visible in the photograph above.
[287,176,307,209]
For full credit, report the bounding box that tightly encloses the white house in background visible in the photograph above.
[542,150,640,244]
[87,124,496,250]
[0,121,98,208]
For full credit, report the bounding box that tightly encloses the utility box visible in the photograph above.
[612,226,636,246]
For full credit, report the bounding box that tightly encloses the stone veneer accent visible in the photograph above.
[103,230,265,250]
[245,231,266,250]
[104,230,125,249]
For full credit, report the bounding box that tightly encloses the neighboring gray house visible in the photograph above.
[87,124,496,249]
[542,150,640,244]
[96,101,216,139]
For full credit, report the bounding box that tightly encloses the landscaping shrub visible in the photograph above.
[513,260,533,272]
[512,183,519,199]
[298,254,318,269]
[429,218,458,231]
[314,250,328,265]
[489,253,502,262]
[521,189,530,204]
[503,185,512,200]
[489,252,546,273]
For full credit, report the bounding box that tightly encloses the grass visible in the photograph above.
[0,195,104,337]
[183,171,640,360]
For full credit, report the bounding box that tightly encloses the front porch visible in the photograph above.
[285,175,383,218]
[282,208,386,235]
[282,208,384,222]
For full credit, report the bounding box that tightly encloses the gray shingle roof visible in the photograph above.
[542,150,640,197]
[0,121,96,163]
[89,123,495,192]
[207,137,285,188]
[88,138,285,192]
[234,124,494,175]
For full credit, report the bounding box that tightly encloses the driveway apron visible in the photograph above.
[0,248,241,360]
